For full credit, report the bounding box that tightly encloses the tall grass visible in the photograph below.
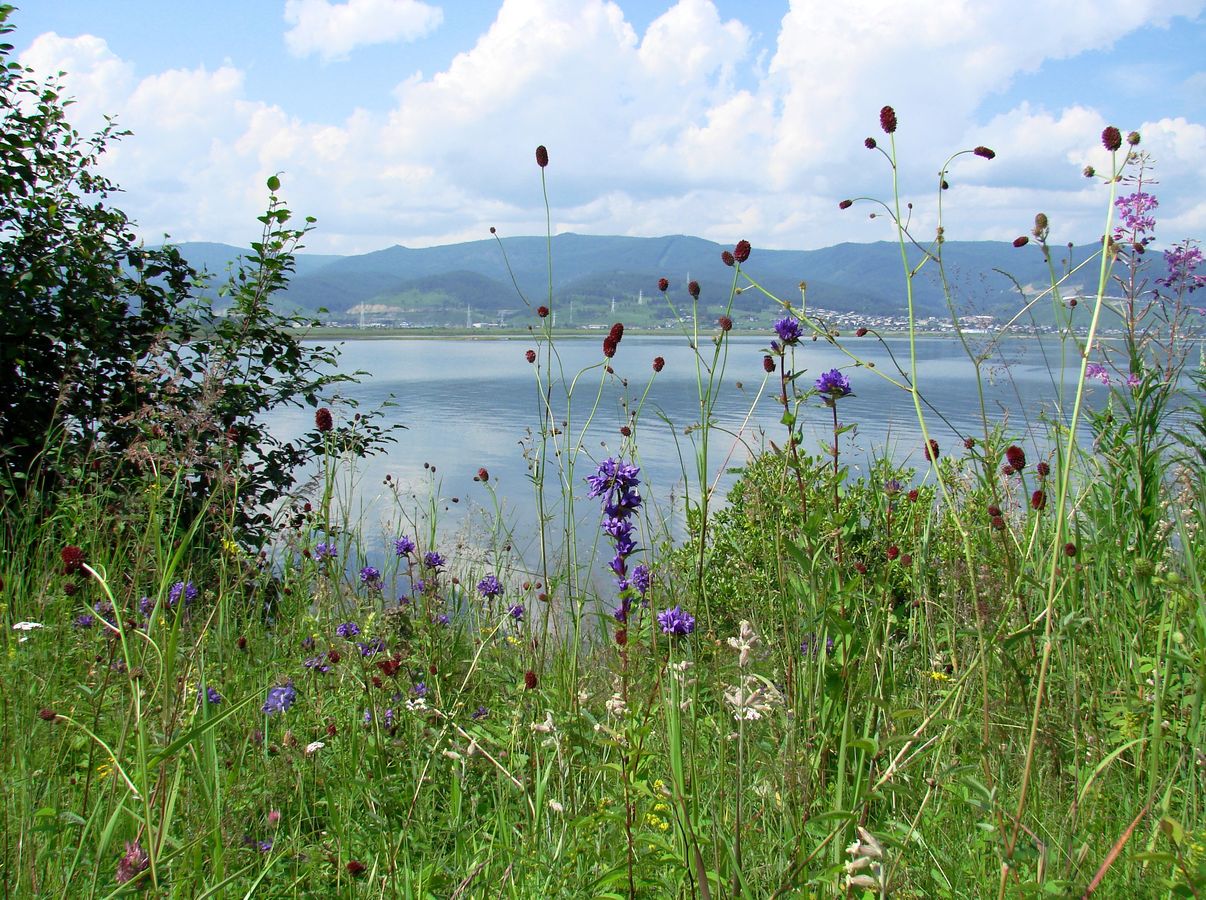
[1,112,1203,898]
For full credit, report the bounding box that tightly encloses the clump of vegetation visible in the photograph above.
[1,8,1202,897]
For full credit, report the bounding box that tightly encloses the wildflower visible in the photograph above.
[412,682,428,698]
[303,655,331,673]
[973,146,995,159]
[537,305,549,318]
[357,638,386,656]
[477,574,503,598]
[652,356,665,372]
[991,515,1006,531]
[475,467,489,482]
[61,545,86,575]
[1114,192,1158,238]
[1127,130,1141,146]
[923,438,939,461]
[435,613,450,626]
[525,349,536,363]
[630,564,651,596]
[359,566,381,587]
[774,316,802,345]
[115,840,150,884]
[839,199,853,210]
[688,280,700,299]
[1126,372,1141,388]
[38,708,59,722]
[907,488,919,502]
[815,368,851,400]
[731,239,751,263]
[855,326,868,336]
[718,314,733,331]
[1005,445,1026,471]
[335,622,360,638]
[1031,490,1047,510]
[727,620,760,667]
[886,545,900,561]
[315,407,333,432]
[1083,362,1110,385]
[508,603,525,622]
[657,605,695,636]
[471,705,489,720]
[423,551,445,569]
[200,686,222,705]
[394,536,415,556]
[721,250,735,266]
[13,621,43,633]
[262,682,296,715]
[535,145,549,167]
[304,740,324,756]
[73,614,95,629]
[1036,461,1050,478]
[314,541,337,561]
[168,581,198,607]
[1013,236,1029,248]
[1101,126,1122,151]
[964,436,976,449]
[1157,241,1205,293]
[879,105,897,134]
[347,860,367,876]
[763,355,775,373]
[524,670,538,690]
[1064,542,1078,557]
[657,277,669,292]
[724,675,781,721]
[1083,165,1096,178]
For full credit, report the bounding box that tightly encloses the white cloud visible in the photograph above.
[284,0,443,61]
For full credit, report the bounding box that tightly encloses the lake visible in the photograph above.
[264,333,1161,581]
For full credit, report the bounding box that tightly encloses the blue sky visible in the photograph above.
[12,1,1206,255]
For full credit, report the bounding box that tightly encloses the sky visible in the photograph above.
[11,0,1206,256]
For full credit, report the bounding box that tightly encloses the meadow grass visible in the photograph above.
[1,115,1203,900]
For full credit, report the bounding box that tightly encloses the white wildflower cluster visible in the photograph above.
[845,826,887,893]
[669,659,695,710]
[405,697,427,712]
[605,680,628,718]
[726,620,760,668]
[723,675,782,722]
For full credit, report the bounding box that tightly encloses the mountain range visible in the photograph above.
[172,234,1100,328]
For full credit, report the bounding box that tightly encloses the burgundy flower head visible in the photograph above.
[657,277,669,292]
[923,438,939,462]
[524,670,538,690]
[839,199,853,210]
[721,250,735,266]
[1005,445,1026,471]
[879,105,897,134]
[973,146,995,160]
[61,545,86,576]
[718,315,733,332]
[855,326,868,337]
[1013,236,1030,248]
[733,240,751,263]
[535,145,549,167]
[525,349,536,363]
[864,137,877,149]
[762,355,775,373]
[652,356,665,372]
[1031,489,1047,511]
[1101,126,1122,152]
[315,407,333,433]
[687,280,700,300]
[475,467,489,482]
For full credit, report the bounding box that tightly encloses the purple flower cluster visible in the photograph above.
[587,458,644,623]
[314,541,337,561]
[199,685,222,705]
[1157,241,1206,294]
[774,316,803,345]
[359,566,381,587]
[1085,363,1110,385]
[1114,191,1158,241]
[357,637,386,656]
[335,621,360,638]
[394,536,416,556]
[304,655,331,674]
[657,605,695,637]
[423,551,446,570]
[477,574,504,599]
[262,681,296,715]
[168,581,198,607]
[815,368,852,400]
[508,603,525,622]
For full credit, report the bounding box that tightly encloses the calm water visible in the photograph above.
[265,334,1156,574]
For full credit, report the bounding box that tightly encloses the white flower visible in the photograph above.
[605,691,628,717]
[304,740,325,756]
[726,620,760,668]
[13,621,43,631]
[547,799,564,814]
[405,698,427,712]
[723,675,782,722]
[530,711,555,734]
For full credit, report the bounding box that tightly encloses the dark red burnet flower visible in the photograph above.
[1013,236,1030,248]
[525,349,536,363]
[38,708,59,722]
[733,240,751,263]
[907,489,919,503]
[652,356,665,372]
[61,545,86,576]
[1030,490,1047,511]
[923,439,939,462]
[657,277,669,292]
[718,315,733,332]
[886,545,901,561]
[537,305,549,318]
[489,226,496,234]
[347,860,367,876]
[991,515,1006,531]
[1005,445,1026,471]
[687,280,700,300]
[378,657,401,677]
[535,145,549,167]
[524,670,538,690]
[1064,542,1077,557]
[987,504,1002,518]
[839,199,853,210]
[619,425,631,437]
[864,137,877,149]
[963,437,976,450]
[973,146,996,159]
[615,628,627,646]
[721,250,735,266]
[855,326,868,337]
[1101,126,1122,152]
[900,553,913,567]
[762,355,775,373]
[475,467,489,482]
[315,407,333,433]
[879,105,897,134]
[853,561,868,575]
[1036,461,1050,478]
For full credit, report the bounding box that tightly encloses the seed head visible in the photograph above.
[1101,126,1122,152]
[963,437,976,449]
[1064,542,1077,557]
[1083,165,1096,178]
[1033,213,1049,237]
[535,145,549,167]
[973,146,996,159]
[879,105,897,134]
[524,670,538,690]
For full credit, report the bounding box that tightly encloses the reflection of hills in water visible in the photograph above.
[267,335,1191,586]
[173,235,1103,329]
